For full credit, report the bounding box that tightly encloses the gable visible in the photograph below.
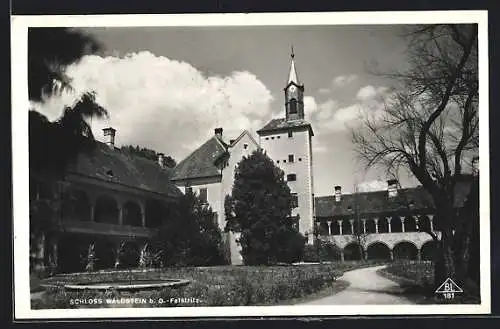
[172,136,227,182]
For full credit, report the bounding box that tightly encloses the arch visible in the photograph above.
[344,242,362,261]
[94,195,119,224]
[390,215,403,233]
[318,222,329,236]
[393,241,418,260]
[289,98,298,114]
[365,219,376,234]
[342,219,352,235]
[404,216,418,232]
[378,217,389,233]
[145,199,168,228]
[330,220,340,235]
[420,240,436,261]
[122,201,142,227]
[366,241,391,260]
[62,188,91,222]
[116,241,140,269]
[418,215,432,232]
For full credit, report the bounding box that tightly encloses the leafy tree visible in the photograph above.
[28,27,107,274]
[121,145,177,168]
[29,27,102,102]
[352,24,478,289]
[224,149,306,265]
[153,189,226,266]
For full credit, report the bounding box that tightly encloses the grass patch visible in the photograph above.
[378,261,480,304]
[33,261,380,309]
[277,280,350,305]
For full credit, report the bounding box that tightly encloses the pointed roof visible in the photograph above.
[287,47,300,85]
[171,135,228,181]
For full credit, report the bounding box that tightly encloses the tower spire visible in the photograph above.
[287,45,300,85]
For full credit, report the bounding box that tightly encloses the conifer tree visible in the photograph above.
[225,149,306,265]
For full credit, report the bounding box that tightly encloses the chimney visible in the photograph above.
[158,153,165,168]
[387,179,398,198]
[472,156,479,176]
[334,185,342,202]
[215,127,223,137]
[102,127,116,147]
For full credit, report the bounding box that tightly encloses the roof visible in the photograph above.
[315,179,474,218]
[67,142,182,198]
[172,135,227,181]
[257,118,314,136]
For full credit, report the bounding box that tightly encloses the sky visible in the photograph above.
[33,24,423,196]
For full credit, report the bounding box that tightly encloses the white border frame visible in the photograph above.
[11,10,490,319]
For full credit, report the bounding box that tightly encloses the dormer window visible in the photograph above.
[287,174,297,182]
[106,170,114,177]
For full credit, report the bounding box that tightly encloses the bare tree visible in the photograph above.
[352,24,478,289]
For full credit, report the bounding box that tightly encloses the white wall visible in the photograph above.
[259,127,314,240]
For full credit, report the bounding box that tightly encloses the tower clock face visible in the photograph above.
[289,85,296,93]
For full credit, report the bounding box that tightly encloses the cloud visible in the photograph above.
[356,85,388,101]
[32,51,274,160]
[316,74,358,95]
[333,74,358,87]
[356,180,388,192]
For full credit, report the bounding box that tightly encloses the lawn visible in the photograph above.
[32,261,382,309]
[378,261,480,304]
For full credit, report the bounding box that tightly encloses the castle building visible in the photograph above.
[172,50,316,264]
[171,129,260,265]
[314,176,477,262]
[30,128,182,273]
[257,50,315,242]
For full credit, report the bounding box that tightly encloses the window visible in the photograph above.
[277,136,281,139]
[289,99,298,114]
[186,187,193,195]
[288,154,294,163]
[288,130,293,138]
[287,174,297,182]
[265,137,269,140]
[291,193,299,208]
[277,160,280,163]
[283,160,287,163]
[243,143,248,149]
[298,157,302,162]
[271,137,275,140]
[199,187,208,203]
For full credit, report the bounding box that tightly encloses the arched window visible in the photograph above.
[94,195,119,224]
[123,201,142,226]
[289,98,298,114]
[62,189,91,222]
[393,241,418,260]
[366,242,391,260]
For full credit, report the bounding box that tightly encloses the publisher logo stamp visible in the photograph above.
[435,278,463,300]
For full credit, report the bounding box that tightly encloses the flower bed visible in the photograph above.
[34,263,370,309]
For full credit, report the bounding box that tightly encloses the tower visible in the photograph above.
[285,47,305,121]
[257,48,315,243]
